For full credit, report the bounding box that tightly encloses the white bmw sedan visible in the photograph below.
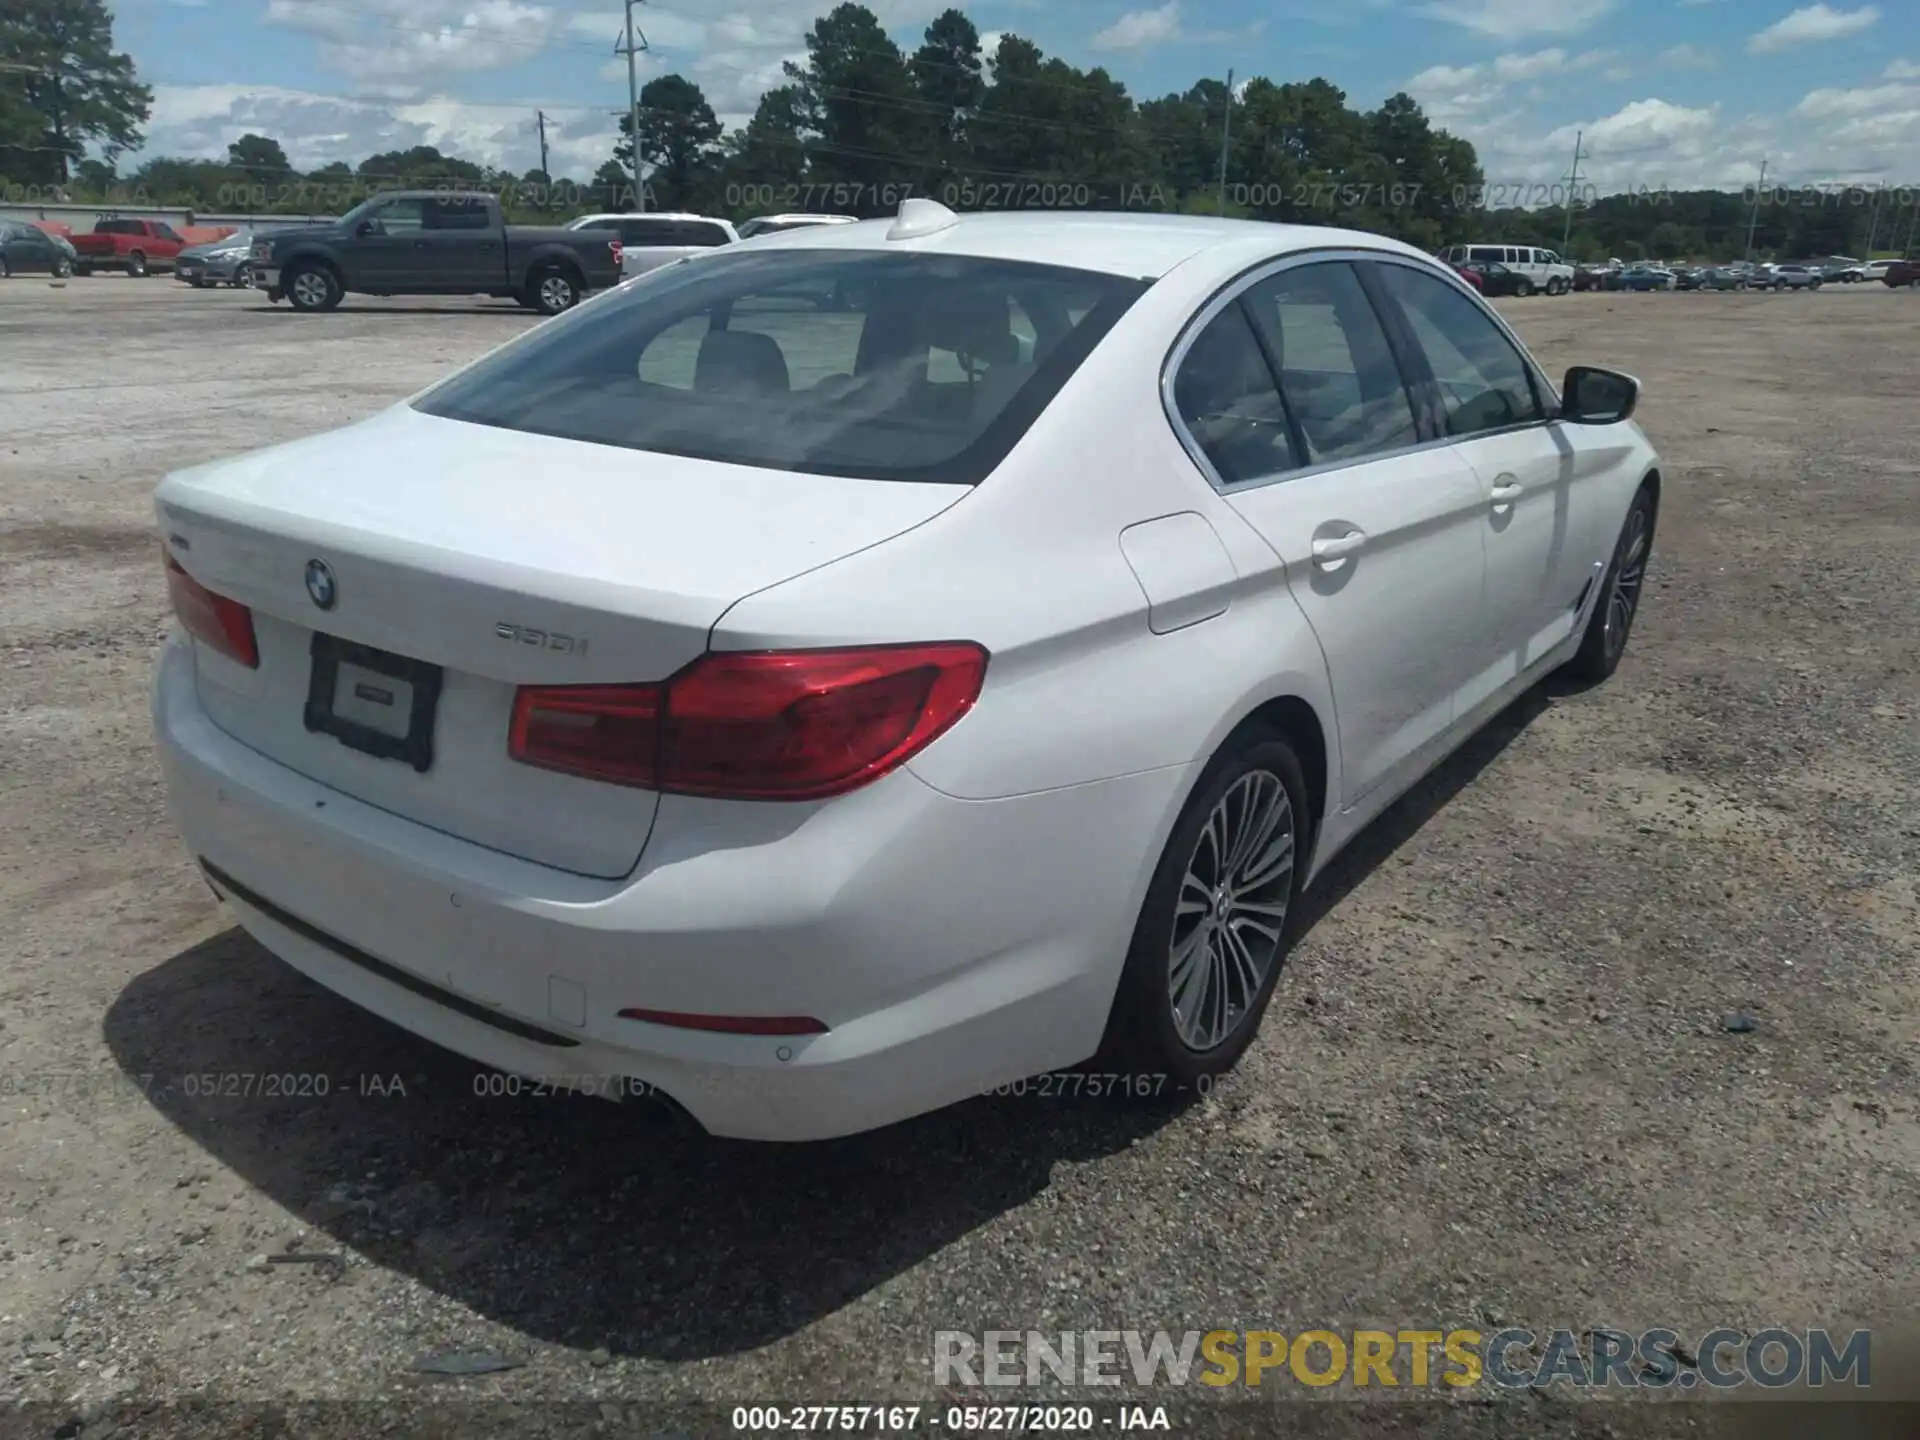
[152,200,1660,1141]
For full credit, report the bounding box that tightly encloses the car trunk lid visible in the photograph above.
[156,405,969,877]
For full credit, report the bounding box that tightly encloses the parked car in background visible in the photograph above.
[0,219,74,278]
[177,229,275,288]
[69,217,186,277]
[1436,243,1575,295]
[1671,266,1707,290]
[1884,260,1919,287]
[150,203,1661,1141]
[1617,265,1675,291]
[1766,264,1823,291]
[566,212,736,280]
[1450,261,1484,292]
[1457,259,1527,297]
[255,192,622,314]
[1701,266,1750,291]
[736,213,859,239]
[1572,263,1615,291]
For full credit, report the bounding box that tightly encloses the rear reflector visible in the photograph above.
[164,549,258,668]
[509,642,987,801]
[618,1008,828,1036]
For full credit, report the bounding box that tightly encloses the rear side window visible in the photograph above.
[619,219,681,246]
[679,222,731,246]
[1373,263,1546,436]
[1239,261,1420,466]
[427,198,491,230]
[1170,305,1298,485]
[96,219,141,235]
[415,250,1146,484]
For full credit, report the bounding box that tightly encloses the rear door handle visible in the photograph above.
[1310,530,1368,566]
[1489,481,1524,506]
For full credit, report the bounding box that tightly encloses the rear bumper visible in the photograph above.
[152,636,1184,1140]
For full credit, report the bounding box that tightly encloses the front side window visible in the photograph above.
[367,199,427,234]
[1373,263,1546,436]
[1240,261,1420,467]
[1170,304,1297,485]
[415,249,1145,484]
[678,222,731,246]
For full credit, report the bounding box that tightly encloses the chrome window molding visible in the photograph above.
[1160,246,1565,497]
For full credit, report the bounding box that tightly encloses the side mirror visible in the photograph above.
[1561,365,1639,424]
[355,219,377,237]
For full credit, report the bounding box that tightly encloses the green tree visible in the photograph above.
[614,73,722,211]
[908,9,985,190]
[227,132,291,179]
[0,0,151,184]
[787,3,921,207]
[718,85,808,211]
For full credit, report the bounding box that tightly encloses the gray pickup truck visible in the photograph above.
[253,191,622,315]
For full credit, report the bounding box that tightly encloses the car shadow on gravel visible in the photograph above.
[101,683,1562,1363]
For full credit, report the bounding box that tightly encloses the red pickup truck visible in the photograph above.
[70,218,188,277]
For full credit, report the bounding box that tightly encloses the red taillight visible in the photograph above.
[164,550,258,668]
[508,642,988,801]
[616,1008,828,1036]
[609,239,622,269]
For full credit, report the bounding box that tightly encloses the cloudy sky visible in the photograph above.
[116,0,1917,191]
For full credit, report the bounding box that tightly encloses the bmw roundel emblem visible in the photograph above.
[305,558,337,611]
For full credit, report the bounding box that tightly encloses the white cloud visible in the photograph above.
[1747,5,1879,55]
[1091,2,1183,51]
[139,82,620,181]
[1421,0,1616,39]
[1884,58,1920,78]
[1793,79,1920,118]
[262,0,563,90]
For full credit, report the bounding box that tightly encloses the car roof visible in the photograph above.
[749,213,859,225]
[578,211,729,224]
[727,209,1438,279]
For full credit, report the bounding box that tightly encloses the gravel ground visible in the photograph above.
[0,277,1915,1439]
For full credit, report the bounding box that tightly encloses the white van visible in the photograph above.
[565,212,738,279]
[1437,243,1576,296]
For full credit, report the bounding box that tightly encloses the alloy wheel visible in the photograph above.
[1604,503,1649,660]
[290,271,331,309]
[538,274,576,313]
[1167,770,1295,1052]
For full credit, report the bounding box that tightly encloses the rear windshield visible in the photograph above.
[95,219,144,234]
[414,249,1147,484]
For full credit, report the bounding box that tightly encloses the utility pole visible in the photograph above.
[1904,189,1919,259]
[1862,182,1880,260]
[536,110,550,180]
[1216,71,1234,216]
[615,0,648,211]
[1743,157,1767,264]
[1560,130,1587,255]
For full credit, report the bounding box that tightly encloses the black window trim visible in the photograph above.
[1160,246,1565,496]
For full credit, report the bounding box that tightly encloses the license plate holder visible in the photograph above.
[303,633,443,773]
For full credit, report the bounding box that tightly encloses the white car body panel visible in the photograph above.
[153,210,1662,1139]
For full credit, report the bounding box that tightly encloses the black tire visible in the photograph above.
[1102,731,1311,1089]
[72,262,91,277]
[232,264,253,289]
[127,251,148,278]
[1515,278,1534,297]
[1564,483,1655,684]
[284,263,343,312]
[0,255,9,278]
[528,264,581,315]
[53,258,70,279]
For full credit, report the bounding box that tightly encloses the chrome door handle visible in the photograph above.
[1310,530,1367,566]
[1489,482,1524,503]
